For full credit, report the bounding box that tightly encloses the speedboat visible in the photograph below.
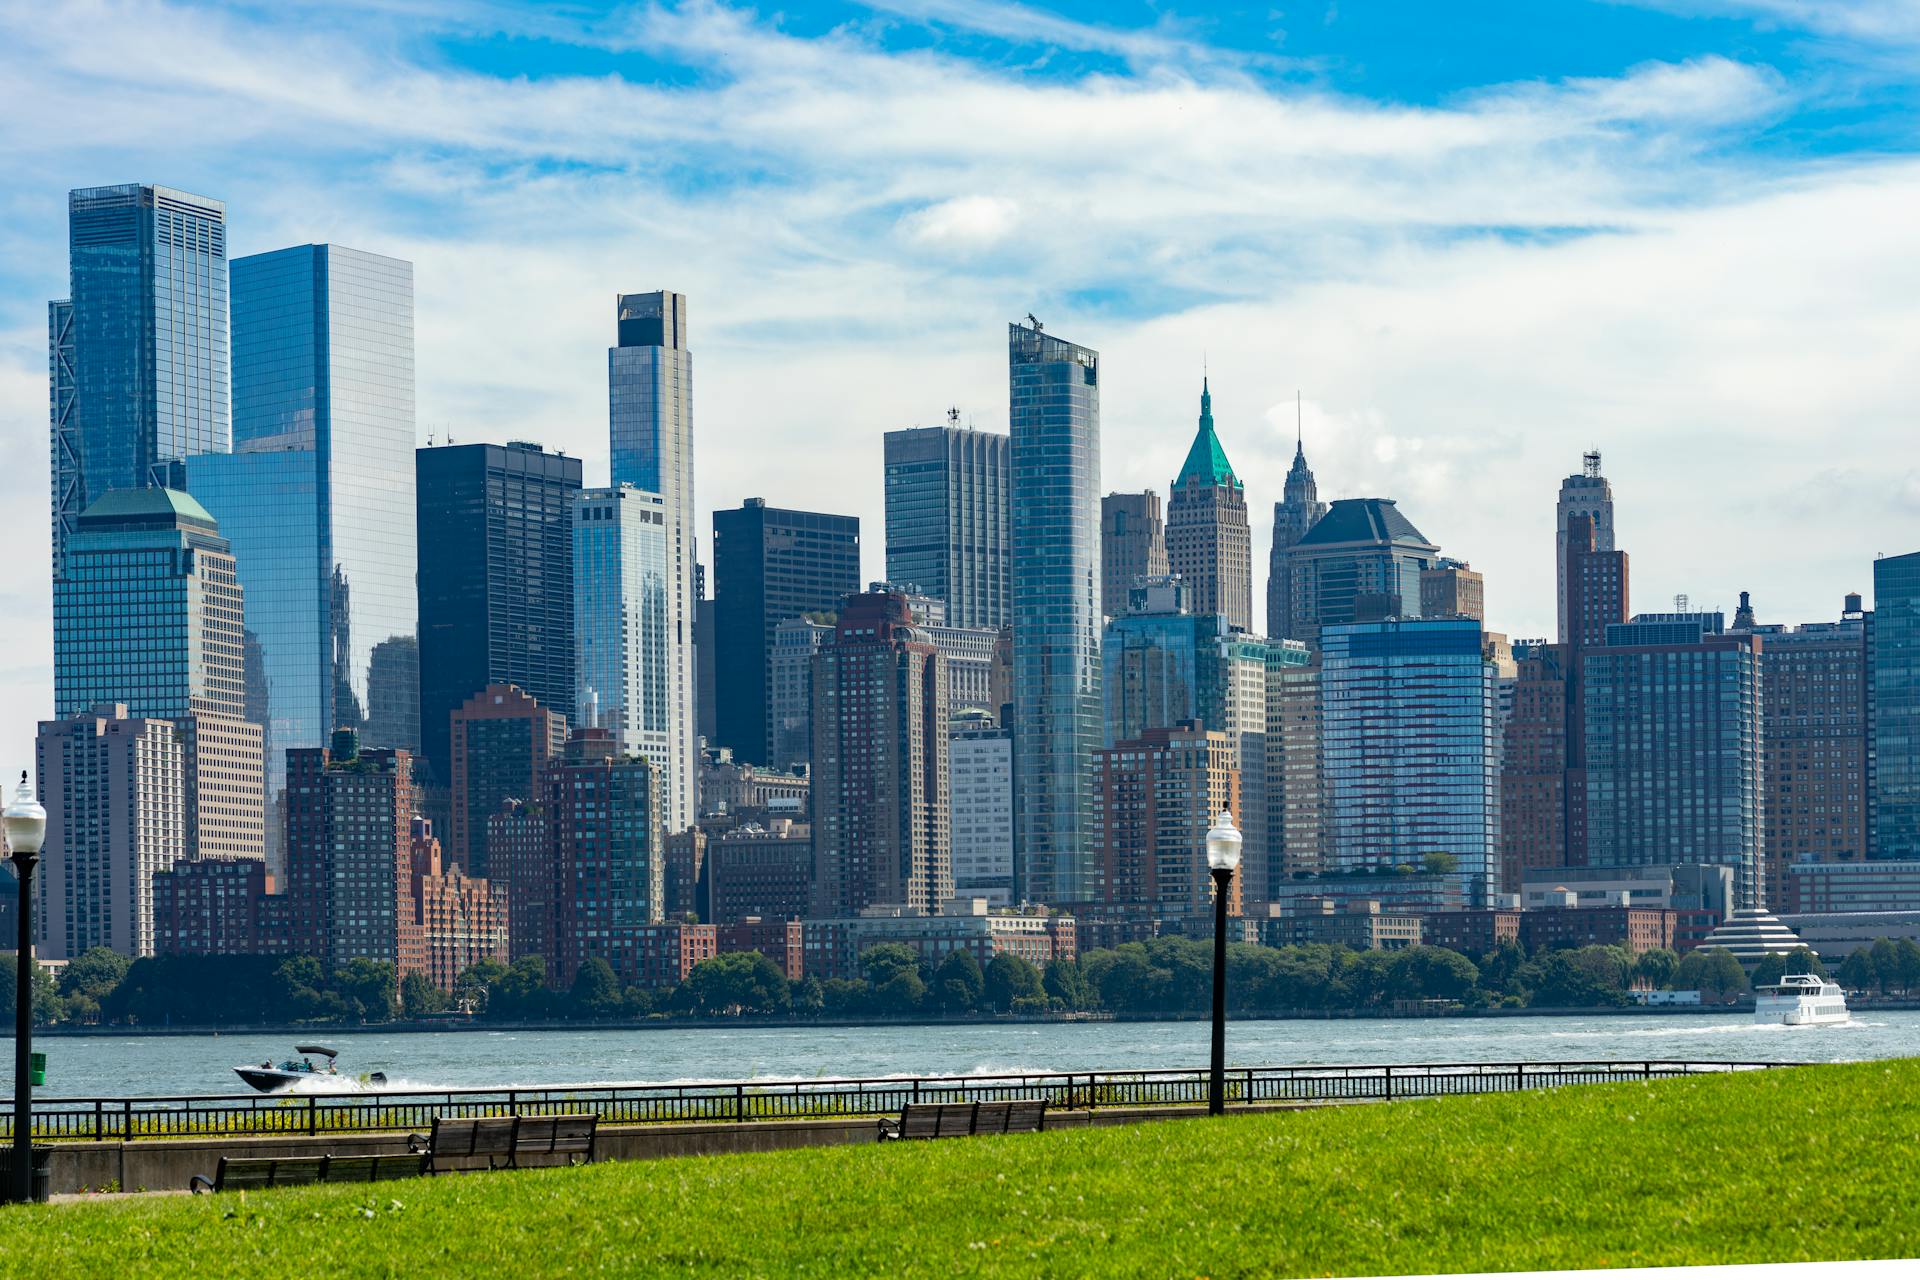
[234,1045,387,1093]
[1753,973,1849,1026]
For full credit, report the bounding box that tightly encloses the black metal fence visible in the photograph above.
[0,1060,1798,1142]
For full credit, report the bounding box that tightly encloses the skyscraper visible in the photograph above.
[1285,498,1440,642]
[1096,723,1240,917]
[1265,416,1328,643]
[609,291,697,840]
[1320,617,1501,903]
[1100,492,1168,616]
[1499,640,1569,894]
[448,684,567,881]
[548,728,665,987]
[284,733,416,970]
[1562,512,1630,866]
[51,184,229,576]
[1166,379,1252,633]
[186,243,418,867]
[1264,641,1321,882]
[810,592,951,917]
[712,499,861,763]
[574,484,690,831]
[1582,614,1764,907]
[1556,451,1615,645]
[1010,320,1102,905]
[416,441,582,775]
[883,417,1011,630]
[1872,552,1920,858]
[950,710,1015,904]
[53,488,264,863]
[36,704,187,959]
[768,616,833,772]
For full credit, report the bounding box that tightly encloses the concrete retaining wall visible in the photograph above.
[44,1101,1331,1195]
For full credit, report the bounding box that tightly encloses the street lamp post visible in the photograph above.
[5,772,47,1204]
[1205,811,1242,1116]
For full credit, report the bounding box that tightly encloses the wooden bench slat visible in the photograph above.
[878,1099,1047,1141]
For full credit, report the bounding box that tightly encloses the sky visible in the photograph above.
[2,0,1920,775]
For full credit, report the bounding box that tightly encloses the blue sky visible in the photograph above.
[2,0,1920,767]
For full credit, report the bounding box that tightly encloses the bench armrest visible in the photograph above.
[407,1133,428,1154]
[877,1118,901,1142]
[189,1174,213,1195]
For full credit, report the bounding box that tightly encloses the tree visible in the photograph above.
[1633,948,1679,990]
[1751,951,1787,987]
[1421,851,1458,877]
[931,950,984,1014]
[1895,939,1920,994]
[487,956,552,1020]
[1044,957,1094,1011]
[334,958,398,1022]
[1869,938,1899,994]
[1782,947,1826,979]
[0,956,63,1026]
[1675,947,1747,1002]
[983,954,1044,1013]
[1387,947,1479,1002]
[57,946,130,1023]
[453,958,508,1014]
[400,971,448,1018]
[859,943,919,989]
[568,957,625,1019]
[1526,947,1632,1008]
[681,952,790,1016]
[871,968,926,1015]
[1839,949,1876,994]
[790,975,825,1017]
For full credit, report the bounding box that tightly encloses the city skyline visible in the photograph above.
[4,3,1919,775]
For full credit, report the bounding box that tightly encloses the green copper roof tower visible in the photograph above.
[1168,377,1253,632]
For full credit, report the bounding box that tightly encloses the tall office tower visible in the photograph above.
[1561,513,1630,866]
[416,441,581,776]
[284,732,416,970]
[1582,614,1764,907]
[810,592,952,917]
[53,489,264,863]
[768,616,833,772]
[187,244,418,869]
[1872,552,1920,858]
[1320,617,1501,904]
[548,728,665,988]
[574,484,690,831]
[487,799,553,962]
[608,292,697,839]
[35,705,187,958]
[712,499,862,763]
[1265,422,1329,644]
[1286,499,1440,644]
[1264,641,1321,882]
[1735,596,1869,906]
[1095,723,1241,917]
[1556,451,1615,645]
[950,709,1015,904]
[1101,492,1168,615]
[1421,559,1485,620]
[1166,379,1253,632]
[1010,321,1102,905]
[448,684,566,881]
[883,417,1012,629]
[50,184,229,577]
[1498,640,1569,894]
[1100,575,1270,903]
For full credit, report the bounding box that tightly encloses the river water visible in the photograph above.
[10,1009,1920,1098]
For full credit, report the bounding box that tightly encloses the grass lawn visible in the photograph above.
[3,1058,1917,1278]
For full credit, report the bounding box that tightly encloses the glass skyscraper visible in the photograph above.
[1872,552,1920,858]
[185,244,418,868]
[609,291,696,836]
[575,485,684,830]
[1320,617,1500,904]
[51,184,229,575]
[882,420,1011,630]
[1009,321,1102,905]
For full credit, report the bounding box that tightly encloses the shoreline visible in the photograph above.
[29,999,1920,1039]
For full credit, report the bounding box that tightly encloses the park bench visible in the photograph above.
[877,1099,1047,1141]
[408,1113,598,1174]
[188,1151,427,1193]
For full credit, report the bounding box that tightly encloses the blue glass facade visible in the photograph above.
[1873,552,1920,858]
[186,244,418,834]
[1320,618,1499,903]
[53,184,228,573]
[575,486,676,820]
[1010,322,1102,905]
[882,424,1011,630]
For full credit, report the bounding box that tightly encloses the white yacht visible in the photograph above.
[1753,973,1849,1027]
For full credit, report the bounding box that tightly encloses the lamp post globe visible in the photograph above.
[1205,811,1240,1116]
[6,770,46,1203]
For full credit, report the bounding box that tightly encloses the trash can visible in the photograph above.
[1,1148,54,1204]
[27,1053,44,1088]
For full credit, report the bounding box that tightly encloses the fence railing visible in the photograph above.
[0,1060,1799,1142]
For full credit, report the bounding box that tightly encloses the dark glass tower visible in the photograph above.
[1873,552,1920,858]
[882,418,1011,630]
[1009,320,1102,905]
[712,499,861,763]
[51,183,229,576]
[416,442,582,775]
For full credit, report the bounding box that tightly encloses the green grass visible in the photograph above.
[5,1059,1918,1278]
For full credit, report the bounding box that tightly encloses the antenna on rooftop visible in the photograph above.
[1584,449,1602,479]
[1297,391,1303,447]
[1675,593,1689,613]
[948,406,960,426]
[1026,312,1043,332]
